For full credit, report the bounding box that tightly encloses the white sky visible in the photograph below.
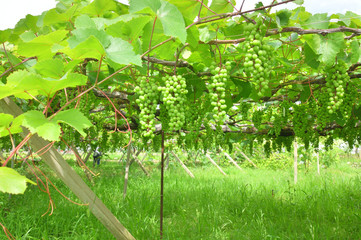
[0,0,360,30]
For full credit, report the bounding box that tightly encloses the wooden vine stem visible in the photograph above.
[0,98,135,240]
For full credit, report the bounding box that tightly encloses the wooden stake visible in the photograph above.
[294,140,298,184]
[117,151,126,164]
[123,144,132,200]
[164,153,170,170]
[221,148,243,171]
[235,147,258,168]
[140,152,148,162]
[206,153,227,176]
[170,151,195,178]
[160,131,165,239]
[316,150,320,175]
[194,151,200,164]
[0,98,135,240]
[83,150,92,164]
[132,153,150,176]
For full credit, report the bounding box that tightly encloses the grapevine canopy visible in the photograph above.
[1,0,361,153]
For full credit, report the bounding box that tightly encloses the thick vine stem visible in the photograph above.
[142,56,193,69]
[268,26,361,37]
[92,88,129,103]
[188,0,296,28]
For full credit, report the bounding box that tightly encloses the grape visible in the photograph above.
[207,63,230,123]
[243,20,274,95]
[323,61,349,113]
[316,61,350,129]
[159,75,188,132]
[134,76,158,139]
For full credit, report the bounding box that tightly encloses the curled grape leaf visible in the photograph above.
[0,167,36,194]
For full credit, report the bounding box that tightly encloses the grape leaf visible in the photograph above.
[304,42,320,69]
[0,167,36,194]
[17,30,68,60]
[304,13,329,29]
[74,15,98,29]
[130,0,187,43]
[166,0,208,20]
[276,9,292,27]
[43,9,69,26]
[0,29,12,43]
[33,59,65,78]
[0,114,23,137]
[349,41,361,64]
[22,111,61,141]
[316,33,345,66]
[19,31,37,42]
[68,28,110,49]
[0,114,14,137]
[208,0,235,15]
[199,27,216,43]
[52,109,92,137]
[105,37,142,66]
[81,0,117,16]
[14,14,39,33]
[231,79,252,99]
[1,70,87,99]
[106,15,152,43]
[64,35,106,60]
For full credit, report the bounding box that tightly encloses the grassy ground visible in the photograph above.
[1,156,361,239]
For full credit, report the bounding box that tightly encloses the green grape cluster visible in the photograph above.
[292,103,314,142]
[340,81,357,119]
[159,75,188,132]
[207,62,231,122]
[323,61,349,114]
[272,101,291,137]
[252,109,263,129]
[243,21,273,96]
[135,76,158,138]
[185,101,204,132]
[315,91,331,129]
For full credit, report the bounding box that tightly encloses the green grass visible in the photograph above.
[1,159,361,239]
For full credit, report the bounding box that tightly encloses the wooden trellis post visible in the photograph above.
[0,98,135,240]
